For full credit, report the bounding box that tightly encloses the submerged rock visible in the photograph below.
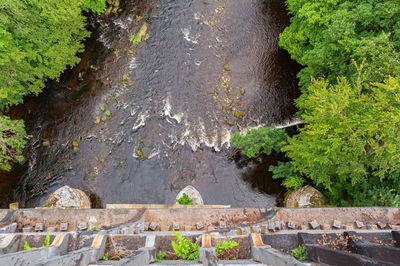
[285,185,325,208]
[45,186,91,208]
[175,185,204,205]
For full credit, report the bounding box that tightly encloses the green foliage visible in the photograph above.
[0,116,29,171]
[215,240,238,255]
[43,232,50,247]
[291,245,306,261]
[0,0,90,110]
[155,251,166,263]
[0,0,105,171]
[171,229,199,260]
[283,76,400,205]
[176,193,193,205]
[279,0,400,90]
[81,0,106,14]
[130,24,149,45]
[103,252,109,260]
[24,241,31,250]
[231,126,287,158]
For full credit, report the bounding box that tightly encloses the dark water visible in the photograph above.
[2,0,300,208]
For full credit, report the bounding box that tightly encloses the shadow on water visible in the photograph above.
[1,0,301,208]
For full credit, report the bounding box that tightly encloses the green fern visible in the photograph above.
[24,241,31,250]
[176,193,193,205]
[291,245,306,261]
[171,229,199,260]
[216,240,238,255]
[43,232,50,247]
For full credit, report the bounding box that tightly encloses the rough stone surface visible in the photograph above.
[260,224,268,234]
[275,221,283,231]
[144,222,149,231]
[332,220,341,229]
[47,227,57,232]
[46,186,91,209]
[22,227,33,232]
[285,185,326,208]
[239,227,250,235]
[219,221,226,228]
[175,185,204,205]
[367,224,378,230]
[251,225,261,233]
[320,224,330,230]
[268,222,275,232]
[309,220,320,229]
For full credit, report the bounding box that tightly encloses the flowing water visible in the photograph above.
[3,0,301,208]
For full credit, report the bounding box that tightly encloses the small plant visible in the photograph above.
[24,241,31,250]
[103,252,109,260]
[215,240,238,255]
[291,245,306,261]
[100,105,105,112]
[105,110,111,117]
[171,229,199,260]
[114,93,119,99]
[234,110,243,118]
[118,161,124,168]
[90,225,99,231]
[102,116,107,122]
[224,65,230,71]
[155,251,166,263]
[94,116,101,124]
[176,193,193,205]
[43,232,50,247]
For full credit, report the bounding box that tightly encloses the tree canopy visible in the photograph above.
[232,0,400,206]
[279,0,400,90]
[0,0,105,171]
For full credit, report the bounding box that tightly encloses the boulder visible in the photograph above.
[45,186,91,208]
[175,185,204,205]
[285,185,325,208]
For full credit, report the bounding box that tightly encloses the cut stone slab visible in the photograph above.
[45,186,91,209]
[149,222,158,231]
[287,221,297,230]
[175,185,204,205]
[355,221,364,229]
[60,222,69,231]
[309,220,320,229]
[35,223,44,232]
[377,222,387,229]
[196,222,204,230]
[285,185,325,208]
[332,220,341,229]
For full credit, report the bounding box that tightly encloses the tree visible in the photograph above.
[0,116,28,171]
[232,76,400,206]
[0,0,105,171]
[279,0,400,90]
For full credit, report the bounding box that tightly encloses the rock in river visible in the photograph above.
[285,185,325,208]
[175,185,204,205]
[45,185,91,208]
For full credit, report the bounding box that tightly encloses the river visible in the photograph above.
[2,0,301,208]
